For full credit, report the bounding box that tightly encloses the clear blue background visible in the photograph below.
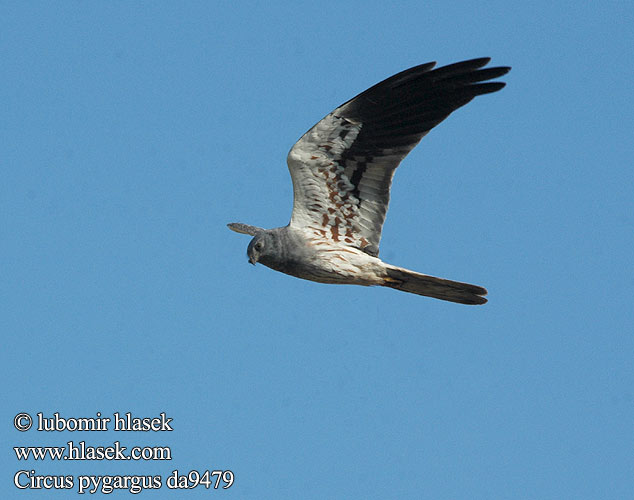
[2,1,633,498]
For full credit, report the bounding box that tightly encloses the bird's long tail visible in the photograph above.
[382,265,487,305]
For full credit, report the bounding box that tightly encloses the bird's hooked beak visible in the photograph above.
[248,255,256,265]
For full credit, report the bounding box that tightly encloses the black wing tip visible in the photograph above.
[432,57,511,79]
[460,56,492,67]
[441,57,508,69]
[427,59,511,97]
[341,57,510,109]
[477,65,511,85]
[476,81,507,95]
[377,57,506,77]
[414,61,438,71]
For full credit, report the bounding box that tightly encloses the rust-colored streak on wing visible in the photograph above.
[330,224,340,242]
[310,153,366,250]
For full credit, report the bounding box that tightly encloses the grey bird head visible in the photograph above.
[227,224,297,275]
[227,223,279,267]
[246,232,267,265]
[247,231,288,268]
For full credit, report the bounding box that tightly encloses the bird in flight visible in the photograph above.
[228,57,510,305]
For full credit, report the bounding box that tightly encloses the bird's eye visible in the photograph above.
[255,242,263,251]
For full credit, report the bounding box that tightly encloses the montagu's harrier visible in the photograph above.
[228,58,510,304]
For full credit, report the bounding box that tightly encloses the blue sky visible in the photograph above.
[2,1,633,498]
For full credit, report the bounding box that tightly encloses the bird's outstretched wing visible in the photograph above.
[227,223,263,236]
[286,57,510,257]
